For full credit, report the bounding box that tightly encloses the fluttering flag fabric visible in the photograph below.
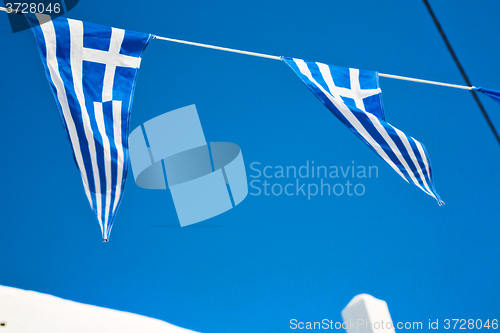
[473,87,500,106]
[283,57,444,205]
[26,14,153,241]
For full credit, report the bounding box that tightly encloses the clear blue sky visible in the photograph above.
[1,1,499,332]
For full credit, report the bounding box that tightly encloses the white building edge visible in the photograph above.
[0,285,197,333]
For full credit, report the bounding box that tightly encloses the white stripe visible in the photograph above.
[414,139,435,191]
[102,28,123,102]
[295,59,408,183]
[112,100,124,214]
[68,19,104,233]
[93,102,113,236]
[37,15,94,207]
[393,129,435,197]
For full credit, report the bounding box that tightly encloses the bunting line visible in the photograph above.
[0,6,478,91]
[153,36,475,91]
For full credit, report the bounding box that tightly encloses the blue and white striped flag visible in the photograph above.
[283,57,444,205]
[27,14,153,241]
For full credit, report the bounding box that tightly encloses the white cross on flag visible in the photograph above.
[283,57,443,205]
[27,14,153,241]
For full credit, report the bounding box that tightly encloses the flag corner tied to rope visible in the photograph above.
[282,56,444,206]
[473,87,500,106]
[26,13,153,241]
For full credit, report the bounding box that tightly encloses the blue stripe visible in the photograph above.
[408,137,433,193]
[83,21,112,52]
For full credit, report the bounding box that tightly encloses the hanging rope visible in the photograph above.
[153,36,476,90]
[153,35,282,61]
[0,6,483,93]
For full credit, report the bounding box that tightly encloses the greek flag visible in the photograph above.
[27,14,153,241]
[283,57,443,205]
[474,87,500,106]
